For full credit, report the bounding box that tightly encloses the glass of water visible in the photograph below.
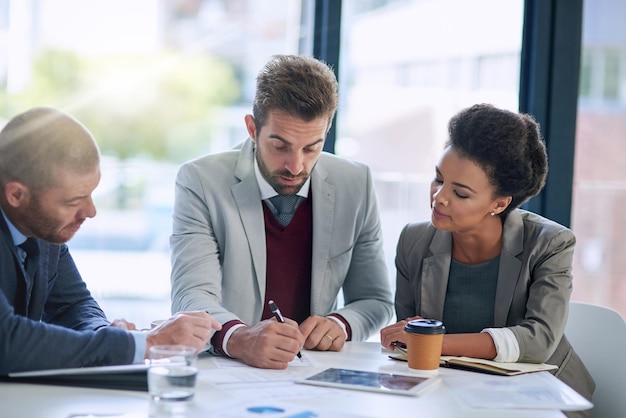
[148,345,198,403]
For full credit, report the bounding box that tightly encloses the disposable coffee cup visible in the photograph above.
[404,319,446,374]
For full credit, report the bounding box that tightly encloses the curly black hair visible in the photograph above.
[446,103,548,215]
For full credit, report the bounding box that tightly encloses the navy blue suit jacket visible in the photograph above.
[0,214,135,374]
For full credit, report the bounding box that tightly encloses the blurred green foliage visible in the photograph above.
[1,48,240,162]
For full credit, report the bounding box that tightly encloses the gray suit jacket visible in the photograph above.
[170,139,393,345]
[394,209,595,402]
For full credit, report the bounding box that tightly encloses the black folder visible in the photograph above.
[3,364,148,391]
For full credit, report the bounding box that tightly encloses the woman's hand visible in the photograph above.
[379,315,422,350]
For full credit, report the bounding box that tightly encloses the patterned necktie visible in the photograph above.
[269,195,302,227]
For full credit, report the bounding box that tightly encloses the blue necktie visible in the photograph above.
[19,238,40,278]
[269,195,302,227]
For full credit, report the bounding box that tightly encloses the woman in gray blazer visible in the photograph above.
[380,104,594,418]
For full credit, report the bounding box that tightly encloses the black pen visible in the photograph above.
[268,300,303,359]
[391,341,408,355]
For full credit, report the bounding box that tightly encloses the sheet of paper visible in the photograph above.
[209,400,372,418]
[442,371,593,411]
[67,414,148,418]
[210,351,319,368]
[199,365,335,400]
[200,367,310,385]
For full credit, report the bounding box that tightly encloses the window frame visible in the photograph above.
[315,0,583,226]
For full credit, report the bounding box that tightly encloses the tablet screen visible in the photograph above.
[296,368,439,396]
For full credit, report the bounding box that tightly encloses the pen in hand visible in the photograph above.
[268,300,303,360]
[391,341,408,355]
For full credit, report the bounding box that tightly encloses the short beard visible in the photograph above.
[255,148,307,195]
[21,195,74,244]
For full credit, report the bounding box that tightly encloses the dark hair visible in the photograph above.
[0,107,100,190]
[446,103,548,215]
[252,54,338,133]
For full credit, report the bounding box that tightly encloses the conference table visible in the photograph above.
[0,342,589,418]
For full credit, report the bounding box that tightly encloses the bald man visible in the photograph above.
[0,107,220,374]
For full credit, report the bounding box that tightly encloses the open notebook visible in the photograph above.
[3,363,148,391]
[389,345,558,376]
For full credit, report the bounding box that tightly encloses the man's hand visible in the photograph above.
[109,319,137,331]
[299,315,346,352]
[145,311,221,357]
[227,318,305,369]
[379,315,422,351]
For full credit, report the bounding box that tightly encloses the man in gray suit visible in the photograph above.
[0,107,220,374]
[170,54,393,369]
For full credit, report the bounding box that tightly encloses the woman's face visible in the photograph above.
[430,147,506,233]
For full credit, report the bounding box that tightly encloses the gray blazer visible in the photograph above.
[395,209,595,403]
[170,138,393,345]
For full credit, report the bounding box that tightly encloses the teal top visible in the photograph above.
[442,256,500,334]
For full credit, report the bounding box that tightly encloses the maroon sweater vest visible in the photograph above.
[260,196,313,324]
[210,195,351,354]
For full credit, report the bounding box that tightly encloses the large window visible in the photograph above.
[5,0,622,328]
[0,0,311,327]
[336,0,524,301]
[571,0,626,317]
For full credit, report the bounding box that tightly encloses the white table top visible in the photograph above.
[0,342,573,418]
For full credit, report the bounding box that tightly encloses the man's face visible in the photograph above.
[16,165,100,244]
[246,110,329,195]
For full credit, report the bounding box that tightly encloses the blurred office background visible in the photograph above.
[0,0,624,328]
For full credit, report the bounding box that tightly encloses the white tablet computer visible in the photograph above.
[295,367,440,396]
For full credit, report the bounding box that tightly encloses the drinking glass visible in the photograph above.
[148,345,198,403]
